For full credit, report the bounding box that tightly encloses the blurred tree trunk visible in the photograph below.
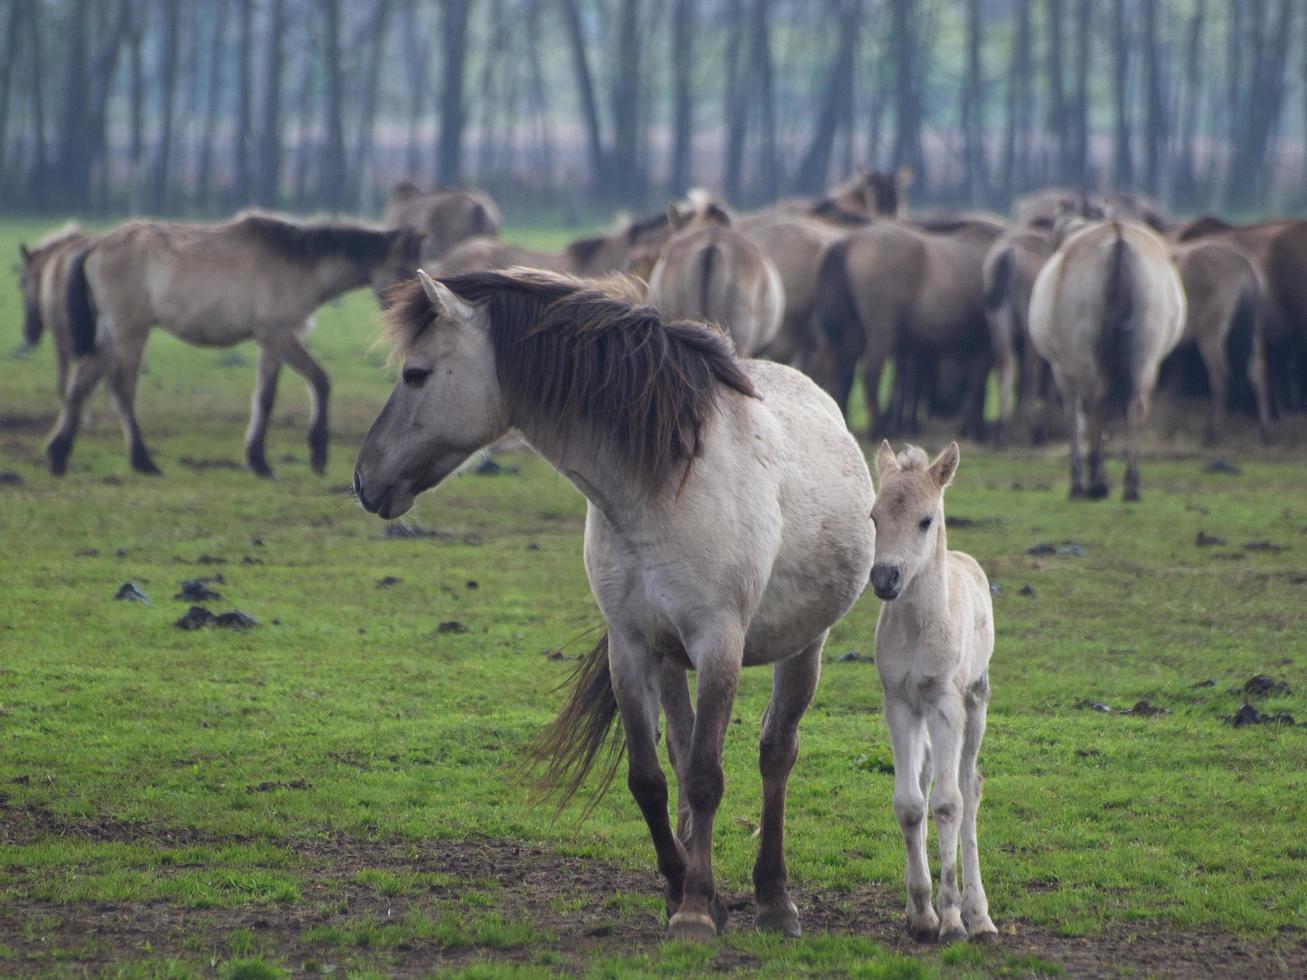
[1171,0,1205,207]
[127,1,144,211]
[86,0,130,211]
[559,0,605,192]
[961,0,987,203]
[667,0,694,195]
[1111,0,1133,188]
[722,0,749,202]
[402,0,430,176]
[866,25,888,168]
[890,0,923,188]
[257,0,285,206]
[320,0,347,210]
[353,0,393,207]
[1141,0,1166,197]
[608,0,643,198]
[235,0,253,203]
[196,0,229,211]
[292,37,319,211]
[0,0,22,198]
[26,0,48,206]
[1046,0,1067,183]
[55,0,90,208]
[150,0,180,211]
[1224,0,1292,208]
[475,0,507,181]
[1002,1,1032,199]
[750,0,778,201]
[1071,0,1090,186]
[525,0,553,182]
[1221,0,1241,195]
[437,0,472,185]
[793,0,860,196]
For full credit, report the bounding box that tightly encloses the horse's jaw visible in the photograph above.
[355,448,475,519]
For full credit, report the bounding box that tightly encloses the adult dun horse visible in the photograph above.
[19,223,91,397]
[353,268,875,940]
[49,211,419,477]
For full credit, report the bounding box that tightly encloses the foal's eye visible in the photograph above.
[402,366,433,387]
[918,516,933,531]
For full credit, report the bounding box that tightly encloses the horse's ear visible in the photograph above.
[930,442,960,489]
[667,203,689,231]
[875,440,899,479]
[18,243,30,263]
[416,269,453,321]
[703,203,732,227]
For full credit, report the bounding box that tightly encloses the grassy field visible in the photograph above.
[1,215,1305,978]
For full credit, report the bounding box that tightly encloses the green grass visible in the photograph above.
[1,216,1306,976]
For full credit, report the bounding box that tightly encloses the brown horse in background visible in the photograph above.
[384,182,502,263]
[48,211,419,477]
[19,224,91,398]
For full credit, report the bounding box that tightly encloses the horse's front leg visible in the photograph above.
[883,696,936,939]
[753,637,824,938]
[610,634,689,922]
[925,693,968,944]
[659,664,695,845]
[245,345,283,477]
[267,328,331,475]
[668,625,744,941]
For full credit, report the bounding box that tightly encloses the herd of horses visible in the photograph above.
[18,170,1307,496]
[14,174,1304,946]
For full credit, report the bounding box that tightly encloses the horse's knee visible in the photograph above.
[893,792,926,831]
[627,767,669,814]
[931,790,963,827]
[684,766,724,813]
[758,733,797,780]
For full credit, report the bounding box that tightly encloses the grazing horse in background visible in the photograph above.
[1170,239,1270,443]
[431,212,673,279]
[49,211,420,477]
[383,181,502,263]
[353,268,874,941]
[982,227,1056,445]
[1029,220,1185,500]
[870,441,997,945]
[18,224,91,397]
[648,200,785,356]
[814,217,1006,439]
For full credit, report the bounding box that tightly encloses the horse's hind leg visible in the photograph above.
[45,352,108,475]
[1084,405,1110,500]
[659,664,695,844]
[244,345,283,477]
[1123,394,1148,502]
[266,330,330,474]
[753,636,823,938]
[104,329,160,475]
[959,680,997,941]
[669,625,744,940]
[611,636,689,926]
[1197,333,1228,445]
[1066,396,1086,499]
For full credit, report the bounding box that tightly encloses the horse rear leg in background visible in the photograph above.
[245,345,283,477]
[263,328,331,475]
[45,351,108,475]
[103,328,160,475]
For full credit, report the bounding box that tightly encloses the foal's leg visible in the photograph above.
[45,352,108,475]
[104,328,160,475]
[883,696,936,940]
[610,636,689,923]
[753,637,823,938]
[959,681,998,941]
[925,693,968,944]
[659,664,695,844]
[265,329,330,474]
[669,626,745,940]
[244,345,283,477]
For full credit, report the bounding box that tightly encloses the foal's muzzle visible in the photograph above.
[870,563,903,601]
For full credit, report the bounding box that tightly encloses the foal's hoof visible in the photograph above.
[756,900,801,939]
[667,911,718,942]
[939,925,969,945]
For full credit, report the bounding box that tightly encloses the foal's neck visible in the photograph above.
[896,522,951,622]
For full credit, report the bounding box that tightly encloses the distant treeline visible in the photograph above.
[0,0,1304,219]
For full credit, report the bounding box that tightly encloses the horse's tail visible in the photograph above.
[983,245,1014,313]
[815,237,858,350]
[699,237,721,319]
[526,633,623,818]
[66,246,98,358]
[1097,224,1137,412]
[1224,262,1261,409]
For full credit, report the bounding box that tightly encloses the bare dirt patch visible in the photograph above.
[2,799,1303,977]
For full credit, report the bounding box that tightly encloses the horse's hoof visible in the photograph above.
[1067,485,1085,500]
[1123,488,1140,503]
[667,911,718,942]
[756,901,801,939]
[133,459,162,476]
[969,926,999,944]
[939,925,968,945]
[710,894,729,934]
[1086,482,1110,500]
[906,912,940,943]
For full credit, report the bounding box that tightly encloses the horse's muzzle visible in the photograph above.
[353,470,401,518]
[870,563,903,601]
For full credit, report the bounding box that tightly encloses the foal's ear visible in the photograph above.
[875,439,899,479]
[416,269,455,321]
[930,441,960,489]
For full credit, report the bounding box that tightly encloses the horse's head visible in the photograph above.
[371,229,423,300]
[869,441,958,601]
[17,243,43,346]
[354,270,509,519]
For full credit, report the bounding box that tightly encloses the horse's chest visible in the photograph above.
[875,615,965,703]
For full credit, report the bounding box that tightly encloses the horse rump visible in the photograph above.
[66,247,98,357]
[1097,229,1137,412]
[525,632,623,818]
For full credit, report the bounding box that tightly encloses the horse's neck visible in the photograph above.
[306,255,372,306]
[896,527,951,624]
[516,415,647,525]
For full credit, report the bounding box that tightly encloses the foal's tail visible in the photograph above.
[66,247,98,357]
[526,633,623,818]
[1097,224,1138,413]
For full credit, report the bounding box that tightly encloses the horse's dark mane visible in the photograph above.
[385,268,758,492]
[625,211,671,242]
[234,212,410,266]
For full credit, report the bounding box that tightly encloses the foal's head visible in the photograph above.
[354,270,509,518]
[869,441,960,601]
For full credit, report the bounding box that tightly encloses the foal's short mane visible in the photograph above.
[895,446,930,471]
[233,211,408,266]
[385,268,759,492]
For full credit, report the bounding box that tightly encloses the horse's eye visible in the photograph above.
[402,366,433,387]
[918,516,932,531]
